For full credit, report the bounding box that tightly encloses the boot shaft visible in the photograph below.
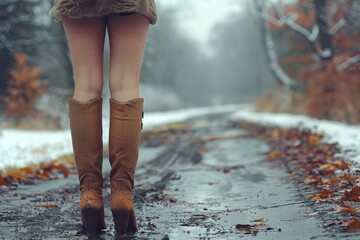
[109,98,143,188]
[69,97,103,192]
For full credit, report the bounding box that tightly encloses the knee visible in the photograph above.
[109,79,138,95]
[74,73,104,97]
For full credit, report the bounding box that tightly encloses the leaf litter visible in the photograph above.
[237,120,360,233]
[0,157,74,191]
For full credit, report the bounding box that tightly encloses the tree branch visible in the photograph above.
[329,18,346,35]
[265,30,297,89]
[336,54,360,72]
[253,0,297,89]
[254,3,321,59]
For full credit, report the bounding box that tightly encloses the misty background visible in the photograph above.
[0,0,277,128]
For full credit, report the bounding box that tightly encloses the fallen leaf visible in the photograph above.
[8,173,26,182]
[333,160,349,170]
[346,218,360,232]
[37,172,50,180]
[271,129,280,139]
[302,176,320,185]
[337,205,356,213]
[343,174,356,183]
[252,217,268,222]
[38,204,59,209]
[308,135,320,145]
[309,190,334,203]
[56,165,70,178]
[268,150,282,160]
[341,187,360,202]
[327,177,341,186]
[0,177,7,186]
[20,167,33,174]
[320,164,336,171]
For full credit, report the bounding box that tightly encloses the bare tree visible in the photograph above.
[252,0,359,88]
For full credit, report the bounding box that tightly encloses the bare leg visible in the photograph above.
[106,14,150,102]
[63,17,107,235]
[63,17,106,102]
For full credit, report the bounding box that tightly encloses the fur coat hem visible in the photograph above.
[50,0,158,24]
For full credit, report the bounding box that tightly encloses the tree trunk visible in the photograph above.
[314,0,333,60]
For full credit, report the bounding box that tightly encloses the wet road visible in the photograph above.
[0,112,348,239]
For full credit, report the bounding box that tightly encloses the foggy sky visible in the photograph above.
[156,0,242,46]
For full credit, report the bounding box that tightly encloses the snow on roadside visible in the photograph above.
[3,103,360,170]
[232,109,360,166]
[0,104,245,170]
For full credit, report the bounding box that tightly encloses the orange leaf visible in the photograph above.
[346,218,360,233]
[38,204,59,209]
[268,150,282,160]
[271,129,280,139]
[54,164,70,178]
[308,135,320,145]
[343,174,355,183]
[252,217,268,222]
[341,187,360,202]
[329,177,341,184]
[337,205,356,213]
[0,177,8,186]
[333,160,349,170]
[20,167,33,174]
[302,176,320,185]
[37,172,50,180]
[309,190,334,203]
[320,164,336,171]
[8,173,26,182]
[62,167,70,178]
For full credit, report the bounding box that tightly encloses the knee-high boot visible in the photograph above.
[69,97,106,236]
[108,98,143,235]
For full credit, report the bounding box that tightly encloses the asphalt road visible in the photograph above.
[0,112,352,239]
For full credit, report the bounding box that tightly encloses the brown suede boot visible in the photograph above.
[69,97,106,236]
[109,98,143,235]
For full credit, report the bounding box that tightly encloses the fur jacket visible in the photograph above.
[50,0,157,24]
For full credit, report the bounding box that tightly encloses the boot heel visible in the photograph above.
[81,208,100,237]
[112,210,130,235]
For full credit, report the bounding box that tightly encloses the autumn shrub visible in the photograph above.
[0,53,61,129]
[301,60,360,124]
[257,62,360,124]
[2,53,44,118]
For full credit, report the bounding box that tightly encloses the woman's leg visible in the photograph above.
[63,18,107,236]
[106,14,150,235]
[63,17,106,102]
[106,14,150,101]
